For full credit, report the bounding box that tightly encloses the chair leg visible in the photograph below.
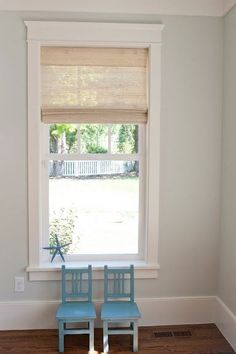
[58,320,64,353]
[133,321,138,352]
[103,320,109,353]
[89,320,94,352]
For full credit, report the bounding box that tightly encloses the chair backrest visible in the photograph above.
[104,265,134,303]
[61,265,92,303]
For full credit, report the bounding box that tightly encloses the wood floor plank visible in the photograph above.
[0,324,234,354]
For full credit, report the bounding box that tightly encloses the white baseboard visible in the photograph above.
[0,296,215,330]
[2,295,236,351]
[215,297,236,351]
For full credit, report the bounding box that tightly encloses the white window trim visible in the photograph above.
[25,21,164,281]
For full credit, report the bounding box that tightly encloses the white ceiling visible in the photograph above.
[0,0,235,17]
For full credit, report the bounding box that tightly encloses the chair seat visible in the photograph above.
[101,301,141,321]
[56,301,96,321]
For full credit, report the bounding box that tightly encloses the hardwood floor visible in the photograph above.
[0,324,234,354]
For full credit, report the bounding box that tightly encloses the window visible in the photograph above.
[45,123,144,261]
[41,46,147,261]
[25,21,163,280]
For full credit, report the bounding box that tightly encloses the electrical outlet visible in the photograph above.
[14,277,25,292]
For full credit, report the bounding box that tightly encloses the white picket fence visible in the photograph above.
[50,160,129,177]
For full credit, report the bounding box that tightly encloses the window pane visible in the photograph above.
[80,124,108,154]
[111,124,138,154]
[49,124,78,154]
[49,160,139,255]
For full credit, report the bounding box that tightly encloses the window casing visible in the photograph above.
[25,21,164,280]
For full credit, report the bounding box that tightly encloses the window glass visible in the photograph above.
[49,124,78,154]
[111,124,139,154]
[49,160,139,254]
[80,124,108,154]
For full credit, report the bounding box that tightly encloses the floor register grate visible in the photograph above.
[154,330,192,338]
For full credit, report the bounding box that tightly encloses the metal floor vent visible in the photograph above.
[154,330,192,338]
[173,330,192,337]
[154,331,173,338]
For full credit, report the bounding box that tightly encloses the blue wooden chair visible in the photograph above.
[56,265,96,353]
[101,265,141,353]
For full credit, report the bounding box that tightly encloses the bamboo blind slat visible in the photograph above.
[42,108,147,124]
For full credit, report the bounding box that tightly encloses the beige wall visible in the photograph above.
[0,12,222,301]
[218,4,236,314]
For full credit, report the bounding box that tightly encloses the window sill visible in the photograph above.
[26,261,160,281]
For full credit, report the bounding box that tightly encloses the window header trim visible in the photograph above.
[25,21,164,43]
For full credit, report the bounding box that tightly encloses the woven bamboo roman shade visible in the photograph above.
[41,47,148,124]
